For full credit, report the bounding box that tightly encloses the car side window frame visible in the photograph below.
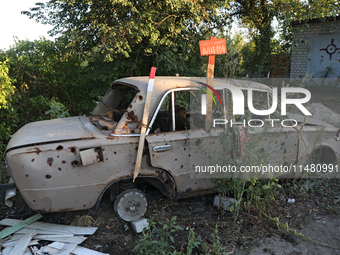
[147,87,227,135]
[146,88,196,135]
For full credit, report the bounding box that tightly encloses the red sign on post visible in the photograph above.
[199,37,227,131]
[199,38,227,56]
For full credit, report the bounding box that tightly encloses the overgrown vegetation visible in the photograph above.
[0,2,340,254]
[134,217,228,255]
[210,113,286,222]
[0,0,338,160]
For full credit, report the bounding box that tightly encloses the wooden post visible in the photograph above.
[206,39,216,130]
[199,37,227,130]
[133,67,156,182]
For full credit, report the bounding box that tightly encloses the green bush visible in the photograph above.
[0,59,15,109]
[0,92,70,161]
[134,217,227,255]
[133,216,184,255]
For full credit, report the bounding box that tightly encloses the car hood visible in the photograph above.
[5,116,96,153]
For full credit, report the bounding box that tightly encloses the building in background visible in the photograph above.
[291,17,340,79]
[270,54,291,78]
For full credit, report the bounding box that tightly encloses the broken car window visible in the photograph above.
[150,89,223,133]
[88,84,138,131]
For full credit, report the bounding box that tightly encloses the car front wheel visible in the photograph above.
[114,188,148,222]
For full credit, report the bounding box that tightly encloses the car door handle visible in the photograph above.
[153,145,171,152]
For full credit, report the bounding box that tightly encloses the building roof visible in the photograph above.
[292,16,340,27]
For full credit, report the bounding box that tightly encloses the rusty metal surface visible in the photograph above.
[5,128,174,212]
[146,129,222,194]
[6,134,154,211]
[5,116,101,153]
[247,126,299,166]
[111,77,270,135]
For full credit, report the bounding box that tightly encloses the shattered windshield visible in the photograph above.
[88,83,138,131]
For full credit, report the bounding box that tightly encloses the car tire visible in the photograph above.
[114,188,147,222]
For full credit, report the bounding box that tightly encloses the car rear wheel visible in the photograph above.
[114,188,147,222]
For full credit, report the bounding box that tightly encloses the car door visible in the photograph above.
[237,89,299,176]
[145,88,227,194]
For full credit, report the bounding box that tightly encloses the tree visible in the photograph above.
[0,39,74,159]
[226,0,340,77]
[4,37,112,115]
[24,0,228,77]
[0,59,15,109]
[214,31,246,78]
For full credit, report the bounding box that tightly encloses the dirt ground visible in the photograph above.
[1,87,340,255]
[1,179,340,255]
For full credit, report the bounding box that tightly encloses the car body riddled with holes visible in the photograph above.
[2,77,340,221]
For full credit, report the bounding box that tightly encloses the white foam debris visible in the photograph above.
[0,215,109,255]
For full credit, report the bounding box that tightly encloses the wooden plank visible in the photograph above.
[28,239,39,246]
[2,234,23,247]
[24,247,37,255]
[34,234,74,239]
[0,214,42,239]
[4,226,70,235]
[133,67,156,181]
[24,247,39,255]
[34,235,87,244]
[205,53,215,131]
[2,246,14,255]
[8,230,36,255]
[71,246,110,255]
[0,218,97,235]
[5,239,40,249]
[41,242,66,254]
[49,241,66,250]
[2,239,18,248]
[1,235,16,248]
[3,235,39,247]
[42,246,60,255]
[57,243,77,255]
[204,36,217,131]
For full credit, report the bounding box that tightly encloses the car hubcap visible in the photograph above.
[114,189,147,222]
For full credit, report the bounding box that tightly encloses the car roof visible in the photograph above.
[113,76,271,92]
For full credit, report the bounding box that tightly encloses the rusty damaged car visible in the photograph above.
[2,77,340,221]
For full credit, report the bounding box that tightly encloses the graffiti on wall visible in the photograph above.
[307,35,340,78]
[319,39,340,60]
